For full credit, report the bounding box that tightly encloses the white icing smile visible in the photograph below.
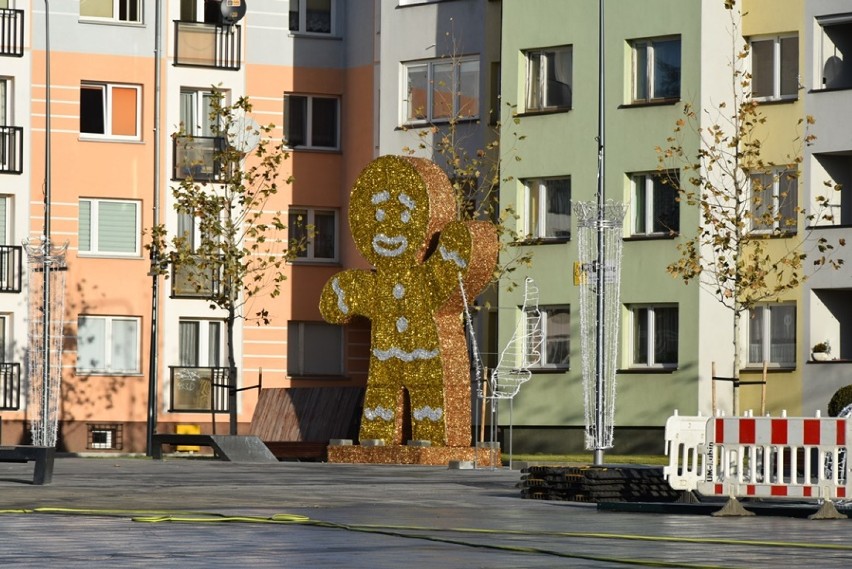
[372,234,408,257]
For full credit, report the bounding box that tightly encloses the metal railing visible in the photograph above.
[168,366,230,413]
[0,245,22,293]
[0,362,21,410]
[174,21,241,70]
[0,9,24,58]
[170,257,223,299]
[0,126,23,174]
[172,135,226,182]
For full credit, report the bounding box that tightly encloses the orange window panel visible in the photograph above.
[111,87,138,137]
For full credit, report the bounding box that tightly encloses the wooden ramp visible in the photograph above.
[251,387,363,460]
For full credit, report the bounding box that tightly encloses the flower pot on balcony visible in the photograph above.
[812,351,831,362]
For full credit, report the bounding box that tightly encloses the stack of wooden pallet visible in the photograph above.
[520,465,680,503]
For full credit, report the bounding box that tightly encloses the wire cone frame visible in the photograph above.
[24,238,68,447]
[573,200,626,450]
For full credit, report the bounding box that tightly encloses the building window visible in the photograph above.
[284,94,339,150]
[79,199,140,256]
[77,316,141,374]
[751,35,798,100]
[524,177,571,241]
[179,319,223,367]
[180,88,222,137]
[817,15,852,90]
[629,305,678,367]
[88,424,122,450]
[750,169,798,235]
[288,208,338,262]
[749,303,796,367]
[80,82,141,140]
[288,321,343,376]
[0,78,7,126]
[631,37,681,102]
[80,0,141,23]
[631,172,679,236]
[289,0,333,34]
[525,45,572,112]
[403,57,480,123]
[529,306,569,370]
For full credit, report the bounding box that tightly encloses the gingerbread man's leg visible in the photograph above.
[407,359,448,445]
[360,362,404,444]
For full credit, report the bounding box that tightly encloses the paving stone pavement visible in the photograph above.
[0,457,850,568]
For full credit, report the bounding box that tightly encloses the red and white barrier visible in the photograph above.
[695,414,851,501]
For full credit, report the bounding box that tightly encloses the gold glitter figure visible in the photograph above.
[320,156,497,446]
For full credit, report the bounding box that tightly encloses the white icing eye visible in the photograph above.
[400,211,411,224]
[398,193,416,210]
[396,317,409,333]
[393,284,405,299]
[376,209,386,222]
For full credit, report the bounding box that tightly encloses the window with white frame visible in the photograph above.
[631,37,681,102]
[750,169,798,234]
[289,0,333,35]
[817,15,852,90]
[403,57,480,123]
[529,306,569,370]
[631,172,679,236]
[751,35,798,100]
[0,314,8,363]
[284,94,339,149]
[525,45,572,112]
[288,321,343,376]
[77,315,141,374]
[0,196,14,290]
[180,88,223,137]
[80,82,141,140]
[524,177,571,240]
[288,208,338,261]
[629,305,678,367]
[79,199,140,256]
[80,0,141,23]
[178,319,223,367]
[749,303,796,367]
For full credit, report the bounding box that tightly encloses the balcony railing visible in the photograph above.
[174,21,241,70]
[0,362,21,410]
[0,126,23,174]
[169,366,230,413]
[0,9,24,58]
[173,135,226,182]
[171,258,223,299]
[0,245,22,293]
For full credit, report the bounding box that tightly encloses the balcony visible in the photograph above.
[174,21,241,70]
[172,135,226,182]
[0,126,23,174]
[171,257,223,299]
[0,362,21,410]
[0,9,24,58]
[0,245,22,293]
[169,366,230,413]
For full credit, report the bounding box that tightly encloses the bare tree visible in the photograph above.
[657,2,843,411]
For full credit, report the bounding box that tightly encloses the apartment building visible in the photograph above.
[0,0,378,453]
[801,1,852,415]
[496,0,836,454]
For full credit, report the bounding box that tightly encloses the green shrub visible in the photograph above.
[828,385,852,417]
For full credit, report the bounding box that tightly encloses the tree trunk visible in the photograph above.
[227,302,237,435]
[732,308,741,417]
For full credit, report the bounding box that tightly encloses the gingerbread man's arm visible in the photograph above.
[426,220,476,301]
[320,269,373,323]
[427,219,499,307]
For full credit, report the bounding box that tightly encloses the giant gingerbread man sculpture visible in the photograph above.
[320,156,498,447]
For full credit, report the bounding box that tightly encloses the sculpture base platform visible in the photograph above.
[327,444,501,467]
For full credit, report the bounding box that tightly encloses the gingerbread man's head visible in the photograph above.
[349,156,455,268]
